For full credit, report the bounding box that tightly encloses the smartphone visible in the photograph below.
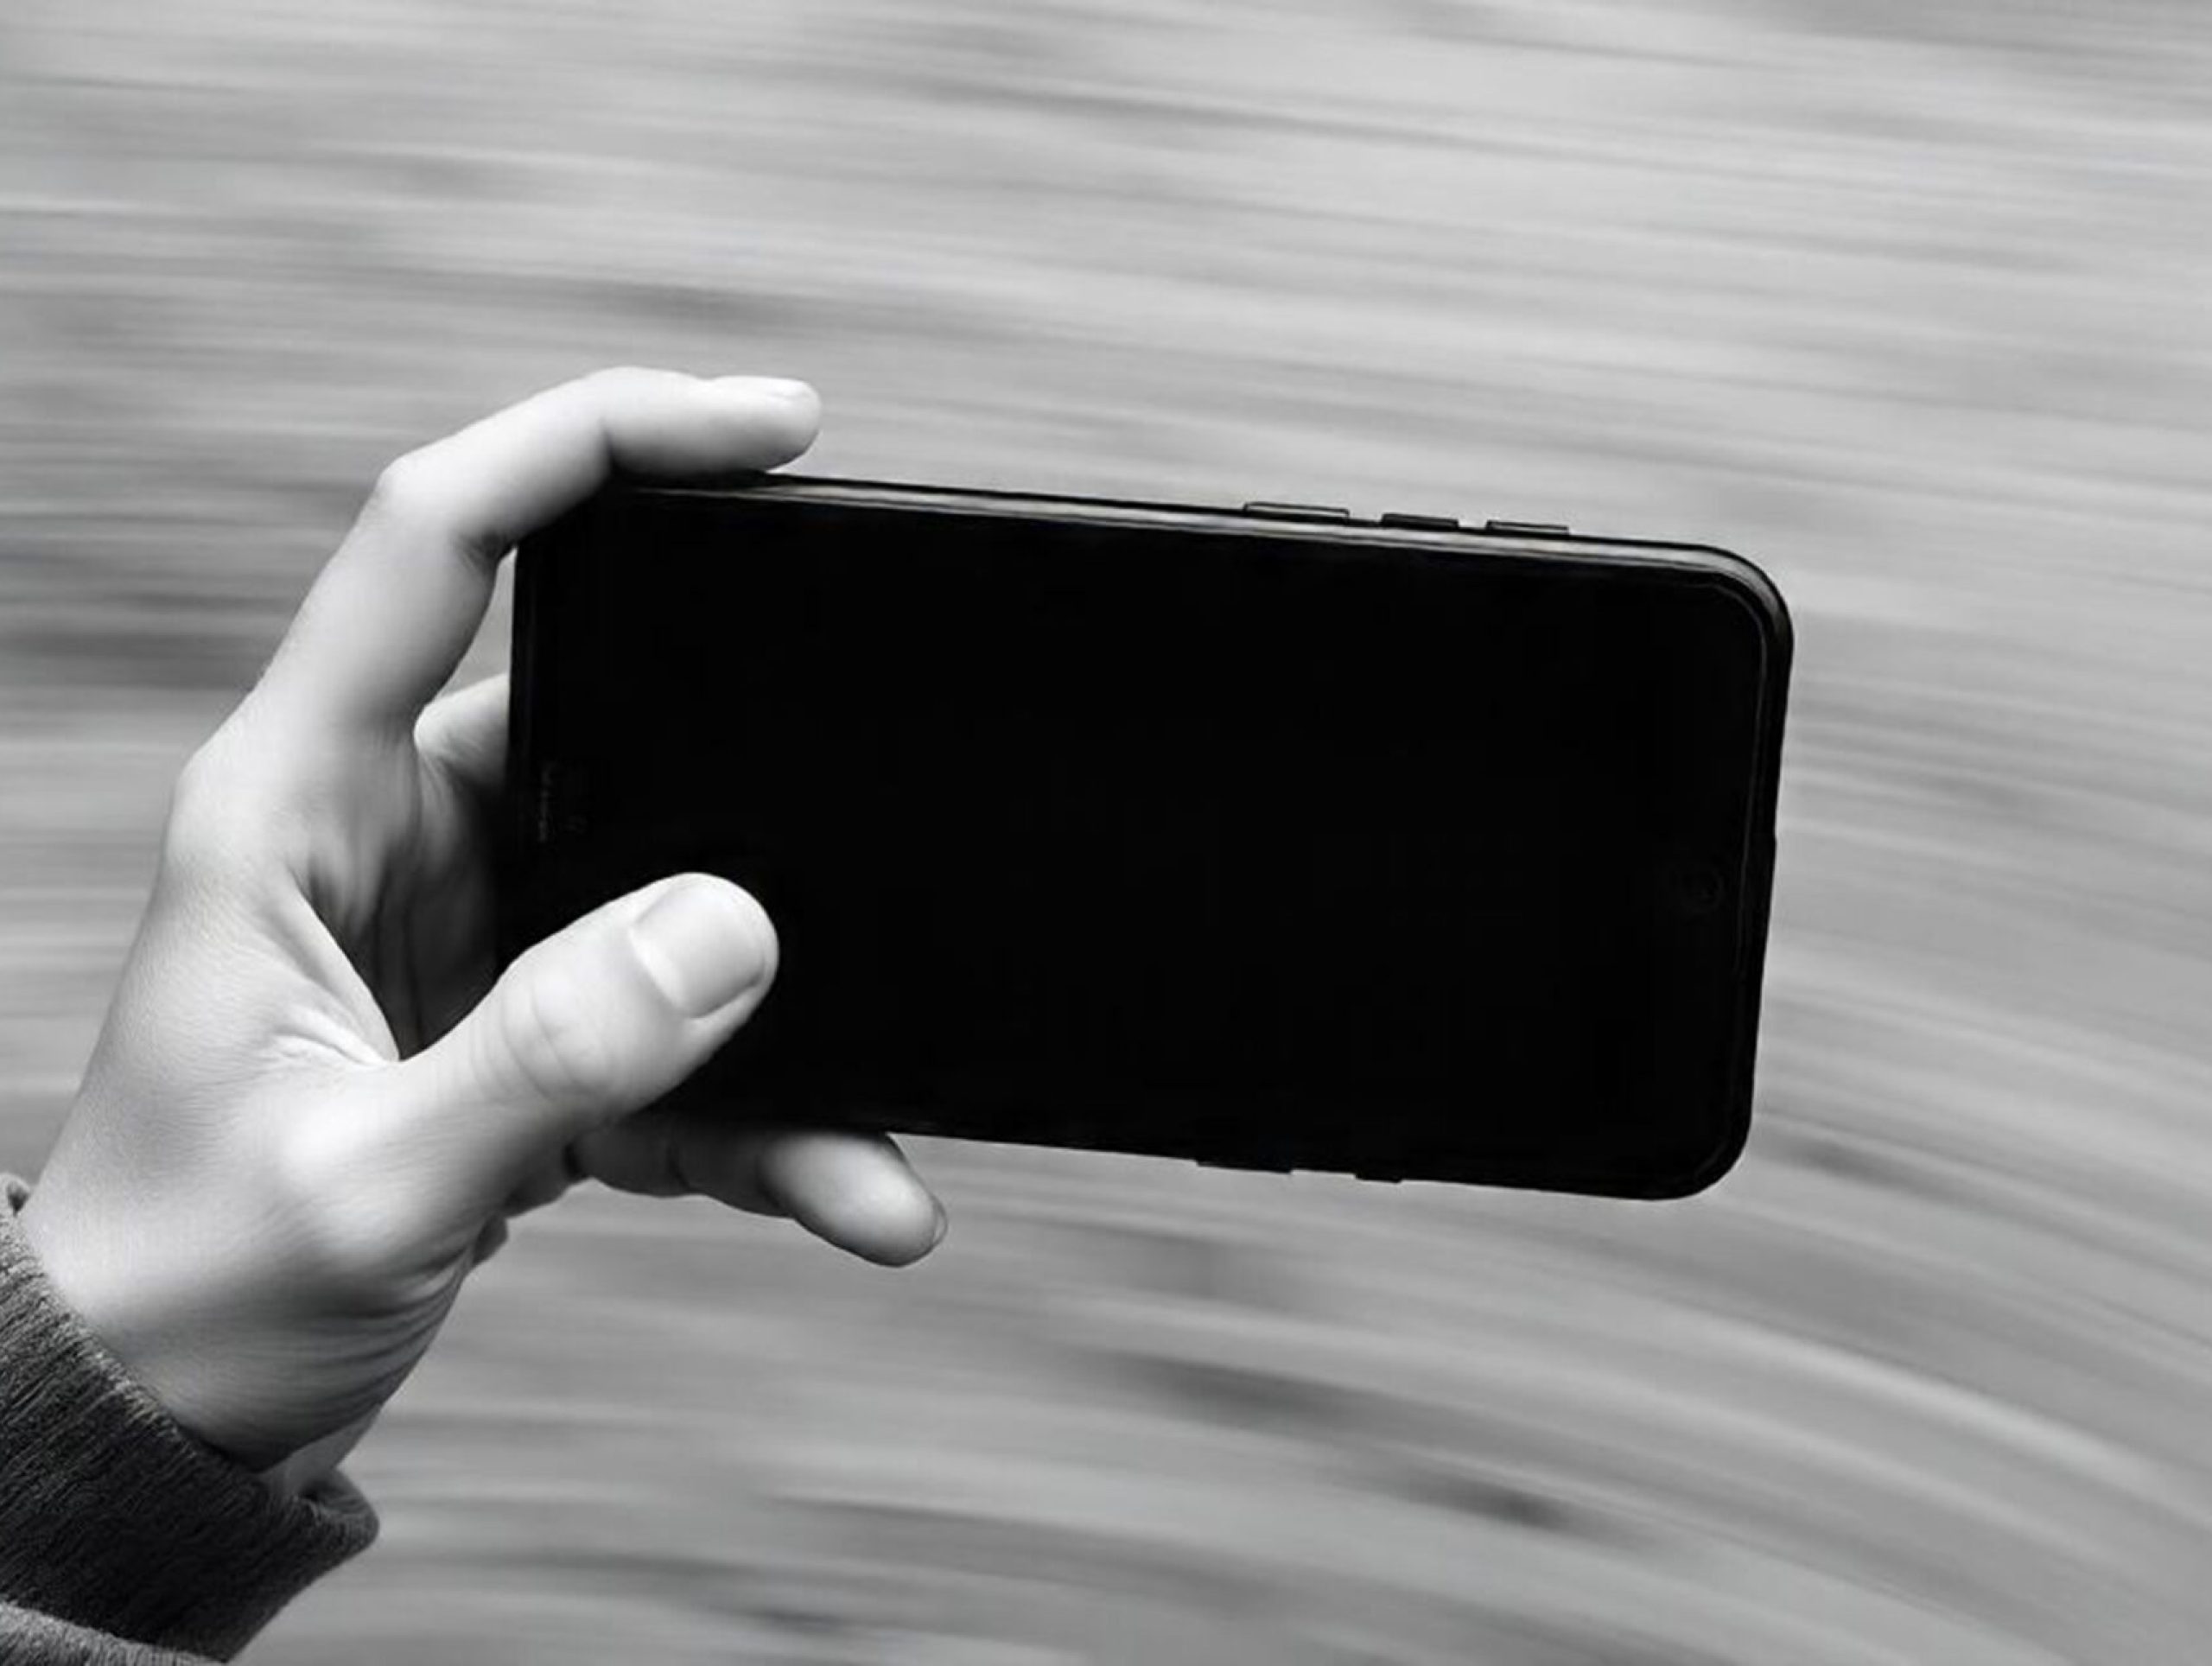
[498,477,1790,1199]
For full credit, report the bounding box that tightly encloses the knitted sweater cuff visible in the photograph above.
[0,1176,378,1660]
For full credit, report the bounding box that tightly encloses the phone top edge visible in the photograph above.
[635,471,1291,526]
[619,472,1781,588]
[607,471,1796,712]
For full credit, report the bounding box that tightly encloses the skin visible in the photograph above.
[16,368,947,1497]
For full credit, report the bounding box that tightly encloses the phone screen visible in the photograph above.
[509,487,1783,1195]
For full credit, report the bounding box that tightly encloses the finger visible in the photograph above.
[569,1114,947,1268]
[497,1148,582,1220]
[386,870,780,1220]
[469,1216,511,1269]
[415,671,509,807]
[258,367,820,740]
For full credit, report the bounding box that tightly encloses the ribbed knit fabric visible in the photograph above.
[0,1177,378,1663]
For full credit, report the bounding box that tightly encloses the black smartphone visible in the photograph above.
[498,478,1790,1199]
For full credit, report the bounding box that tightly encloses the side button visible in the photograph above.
[1378,512,1459,530]
[1483,518,1572,537]
[1243,500,1351,521]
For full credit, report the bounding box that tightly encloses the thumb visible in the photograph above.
[394,872,779,1214]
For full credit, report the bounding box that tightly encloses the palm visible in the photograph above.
[289,712,505,1066]
[172,720,512,1485]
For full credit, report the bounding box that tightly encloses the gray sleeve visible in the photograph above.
[0,1176,378,1663]
[0,1599,230,1666]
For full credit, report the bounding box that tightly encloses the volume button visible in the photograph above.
[1243,500,1351,521]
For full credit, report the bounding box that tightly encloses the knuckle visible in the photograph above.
[500,961,632,1109]
[161,735,261,882]
[361,449,448,539]
[164,754,219,851]
[579,364,666,402]
[367,448,429,512]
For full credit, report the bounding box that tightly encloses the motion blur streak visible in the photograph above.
[7,1,2212,1660]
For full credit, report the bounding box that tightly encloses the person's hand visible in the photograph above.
[17,368,948,1493]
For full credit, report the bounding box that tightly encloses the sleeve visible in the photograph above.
[0,1176,378,1663]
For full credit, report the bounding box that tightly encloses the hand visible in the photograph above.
[17,368,947,1491]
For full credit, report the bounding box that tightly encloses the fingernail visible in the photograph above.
[715,375,817,405]
[630,881,771,1017]
[929,1200,950,1250]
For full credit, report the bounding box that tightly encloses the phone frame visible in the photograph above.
[501,474,1792,1199]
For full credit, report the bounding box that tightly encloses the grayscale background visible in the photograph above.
[5,2,2212,1659]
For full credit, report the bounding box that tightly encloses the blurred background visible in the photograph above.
[6,0,2212,1659]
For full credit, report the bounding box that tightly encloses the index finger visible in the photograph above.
[256,367,820,739]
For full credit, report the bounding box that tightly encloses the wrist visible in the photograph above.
[14,1180,296,1475]
[0,1176,379,1655]
[13,1187,183,1437]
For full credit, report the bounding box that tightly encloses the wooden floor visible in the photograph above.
[4,1,2211,1658]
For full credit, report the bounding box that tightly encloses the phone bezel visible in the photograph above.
[502,475,1792,1199]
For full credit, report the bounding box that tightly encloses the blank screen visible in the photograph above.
[514,490,1773,1191]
